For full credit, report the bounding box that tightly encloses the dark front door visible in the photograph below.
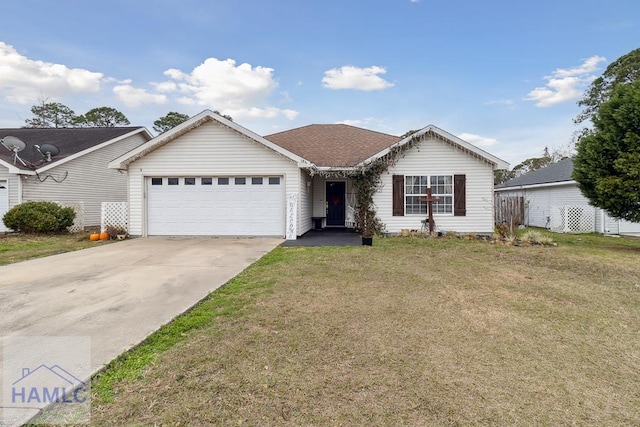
[326,181,346,226]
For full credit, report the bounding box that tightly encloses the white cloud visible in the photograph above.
[0,44,297,120]
[336,119,365,126]
[524,55,606,107]
[485,99,516,110]
[322,65,394,91]
[151,81,178,93]
[225,107,299,121]
[0,42,104,103]
[113,84,167,107]
[334,117,394,133]
[458,132,498,147]
[154,57,297,119]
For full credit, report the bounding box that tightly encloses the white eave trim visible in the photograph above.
[109,110,313,170]
[357,125,510,170]
[0,159,23,174]
[495,180,577,191]
[36,127,152,173]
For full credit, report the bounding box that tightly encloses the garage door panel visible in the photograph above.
[147,176,284,236]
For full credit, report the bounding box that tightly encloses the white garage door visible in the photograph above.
[147,176,284,236]
[0,181,7,233]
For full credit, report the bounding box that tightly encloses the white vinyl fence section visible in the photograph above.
[56,202,85,233]
[101,201,128,232]
[549,205,595,233]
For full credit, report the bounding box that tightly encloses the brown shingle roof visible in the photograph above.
[264,124,401,167]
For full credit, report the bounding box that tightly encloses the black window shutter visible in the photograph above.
[392,175,404,216]
[454,174,466,216]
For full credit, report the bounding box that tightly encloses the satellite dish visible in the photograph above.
[1,136,26,152]
[35,143,60,162]
[1,136,27,166]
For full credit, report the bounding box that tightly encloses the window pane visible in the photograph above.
[201,177,212,185]
[405,176,428,214]
[405,195,427,215]
[218,177,229,185]
[268,177,280,185]
[432,196,452,215]
[184,177,195,185]
[235,177,246,185]
[151,178,162,185]
[168,178,179,185]
[431,175,452,196]
[251,177,263,185]
[406,176,428,195]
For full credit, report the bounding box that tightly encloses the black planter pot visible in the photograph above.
[362,236,373,246]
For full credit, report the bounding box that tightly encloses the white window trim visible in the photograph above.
[405,175,454,216]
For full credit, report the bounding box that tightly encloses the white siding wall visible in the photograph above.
[375,138,496,234]
[0,167,21,232]
[532,185,585,227]
[299,170,313,234]
[497,183,624,234]
[594,209,620,234]
[127,121,301,236]
[605,214,620,234]
[497,185,585,228]
[21,132,148,227]
[0,167,21,209]
[312,175,326,218]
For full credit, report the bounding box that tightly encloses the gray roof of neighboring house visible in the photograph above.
[496,157,574,188]
[0,127,145,171]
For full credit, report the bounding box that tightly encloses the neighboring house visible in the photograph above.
[109,110,508,239]
[495,157,640,235]
[0,127,152,232]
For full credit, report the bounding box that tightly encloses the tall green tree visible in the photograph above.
[23,100,77,128]
[574,48,640,125]
[153,112,190,134]
[494,146,569,185]
[76,107,130,127]
[573,79,640,222]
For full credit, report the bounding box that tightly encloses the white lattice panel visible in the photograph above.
[550,205,595,233]
[101,202,128,232]
[56,202,85,233]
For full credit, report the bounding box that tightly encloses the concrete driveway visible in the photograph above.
[0,236,281,425]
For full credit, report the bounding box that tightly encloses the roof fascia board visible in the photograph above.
[37,127,151,173]
[495,180,577,191]
[0,159,23,174]
[357,125,509,170]
[109,110,312,170]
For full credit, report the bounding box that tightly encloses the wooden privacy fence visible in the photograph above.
[494,195,525,227]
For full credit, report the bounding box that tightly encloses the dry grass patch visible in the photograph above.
[83,235,640,425]
[0,232,111,266]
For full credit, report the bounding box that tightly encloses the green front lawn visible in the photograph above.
[40,232,640,425]
[0,233,110,266]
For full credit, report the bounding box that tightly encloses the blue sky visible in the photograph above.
[0,0,638,166]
